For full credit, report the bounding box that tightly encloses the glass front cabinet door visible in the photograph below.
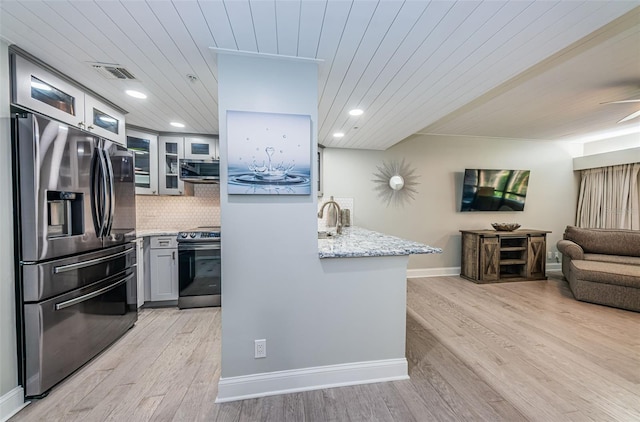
[126,129,158,195]
[85,95,126,145]
[12,54,85,128]
[158,136,186,195]
[184,136,219,160]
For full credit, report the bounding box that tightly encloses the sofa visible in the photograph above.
[557,226,640,312]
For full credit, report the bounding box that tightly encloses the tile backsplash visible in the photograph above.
[135,184,220,230]
[136,189,351,232]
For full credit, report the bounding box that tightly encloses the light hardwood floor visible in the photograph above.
[11,275,640,421]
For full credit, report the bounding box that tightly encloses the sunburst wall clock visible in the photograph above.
[372,159,420,207]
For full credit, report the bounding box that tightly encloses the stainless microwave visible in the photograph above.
[179,159,220,183]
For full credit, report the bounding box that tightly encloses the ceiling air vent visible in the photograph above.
[91,64,136,80]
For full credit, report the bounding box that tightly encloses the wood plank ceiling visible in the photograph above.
[0,1,638,150]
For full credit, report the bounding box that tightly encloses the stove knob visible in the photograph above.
[190,232,197,238]
[180,233,188,238]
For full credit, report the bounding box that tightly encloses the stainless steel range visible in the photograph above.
[177,227,221,309]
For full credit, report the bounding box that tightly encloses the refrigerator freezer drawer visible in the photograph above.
[23,270,137,397]
[22,244,136,302]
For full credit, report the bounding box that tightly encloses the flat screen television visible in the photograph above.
[460,169,530,212]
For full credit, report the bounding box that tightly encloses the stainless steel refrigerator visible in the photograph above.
[12,109,138,398]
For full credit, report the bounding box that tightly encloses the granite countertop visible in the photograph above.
[136,229,181,238]
[318,226,443,259]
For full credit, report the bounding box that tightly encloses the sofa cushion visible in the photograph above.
[568,277,640,312]
[584,253,640,266]
[570,260,640,289]
[564,226,640,257]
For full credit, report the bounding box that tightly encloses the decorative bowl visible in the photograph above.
[491,223,521,232]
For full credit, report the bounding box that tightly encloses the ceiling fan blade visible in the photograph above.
[600,98,640,104]
[617,109,640,123]
[601,99,640,105]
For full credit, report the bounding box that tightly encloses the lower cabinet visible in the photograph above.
[149,236,178,302]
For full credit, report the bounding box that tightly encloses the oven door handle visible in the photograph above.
[55,273,134,311]
[178,243,221,251]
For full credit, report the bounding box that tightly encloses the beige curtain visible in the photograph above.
[576,163,640,229]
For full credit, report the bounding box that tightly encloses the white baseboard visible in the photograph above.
[546,262,562,271]
[215,358,408,403]
[407,267,460,278]
[0,387,27,422]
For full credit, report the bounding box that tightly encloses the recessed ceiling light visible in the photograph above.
[125,90,147,99]
[333,132,345,138]
[170,122,185,128]
[349,109,364,116]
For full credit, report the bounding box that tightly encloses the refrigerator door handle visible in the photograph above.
[89,148,103,237]
[54,272,134,311]
[53,248,133,274]
[102,148,116,236]
[97,148,109,237]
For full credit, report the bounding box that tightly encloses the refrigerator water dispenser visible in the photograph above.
[47,191,83,238]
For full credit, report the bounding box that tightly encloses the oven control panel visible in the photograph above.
[177,229,221,243]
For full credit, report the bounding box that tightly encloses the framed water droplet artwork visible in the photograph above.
[227,110,312,195]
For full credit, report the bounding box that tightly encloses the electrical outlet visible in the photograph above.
[547,251,553,260]
[255,339,266,358]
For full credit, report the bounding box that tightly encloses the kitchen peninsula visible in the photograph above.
[318,226,441,258]
[307,227,441,394]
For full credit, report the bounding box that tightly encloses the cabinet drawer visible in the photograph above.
[150,236,177,249]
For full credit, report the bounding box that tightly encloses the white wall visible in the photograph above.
[218,53,319,379]
[583,133,640,155]
[573,147,640,171]
[0,40,20,407]
[575,132,640,170]
[217,53,408,393]
[323,134,581,270]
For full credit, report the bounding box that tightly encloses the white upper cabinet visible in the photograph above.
[12,54,126,146]
[129,131,220,196]
[13,54,85,127]
[184,136,219,160]
[84,95,126,145]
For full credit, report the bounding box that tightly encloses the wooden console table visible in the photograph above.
[460,229,551,283]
